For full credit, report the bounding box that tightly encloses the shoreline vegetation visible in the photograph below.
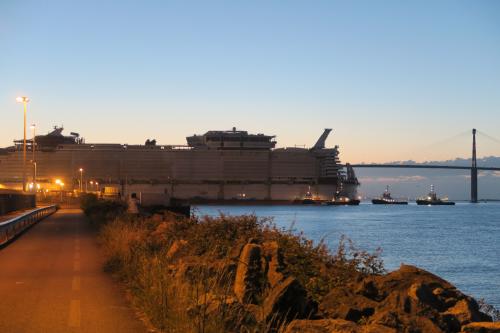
[80,194,499,333]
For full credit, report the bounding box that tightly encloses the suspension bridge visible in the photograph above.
[347,129,500,203]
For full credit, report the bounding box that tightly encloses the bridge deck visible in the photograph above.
[0,209,146,333]
[349,164,500,171]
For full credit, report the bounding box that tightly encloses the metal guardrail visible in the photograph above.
[0,205,58,247]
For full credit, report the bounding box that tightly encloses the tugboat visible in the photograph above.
[372,186,408,205]
[300,186,319,204]
[325,186,360,206]
[327,195,360,206]
[416,185,455,206]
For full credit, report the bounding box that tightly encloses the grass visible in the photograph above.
[82,196,387,332]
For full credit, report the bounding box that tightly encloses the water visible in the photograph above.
[195,203,500,308]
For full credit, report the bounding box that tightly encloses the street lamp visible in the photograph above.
[31,124,36,190]
[79,168,83,193]
[16,96,30,191]
[56,180,65,202]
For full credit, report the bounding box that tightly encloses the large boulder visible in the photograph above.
[445,298,491,326]
[368,309,445,333]
[351,264,492,332]
[234,243,263,304]
[262,241,285,287]
[261,276,316,324]
[356,265,457,304]
[461,322,500,333]
[319,288,377,322]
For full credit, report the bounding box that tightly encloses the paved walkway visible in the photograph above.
[0,209,146,333]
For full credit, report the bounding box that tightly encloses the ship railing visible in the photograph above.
[0,205,58,247]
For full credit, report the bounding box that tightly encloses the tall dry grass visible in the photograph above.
[86,197,386,332]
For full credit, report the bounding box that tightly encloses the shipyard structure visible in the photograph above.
[0,127,359,202]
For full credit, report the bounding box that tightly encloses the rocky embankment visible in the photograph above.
[192,240,497,332]
[82,194,498,333]
[158,228,498,332]
[284,264,498,332]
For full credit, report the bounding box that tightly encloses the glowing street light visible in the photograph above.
[16,96,30,191]
[79,168,83,192]
[55,180,65,201]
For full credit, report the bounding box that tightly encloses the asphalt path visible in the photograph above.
[0,209,146,333]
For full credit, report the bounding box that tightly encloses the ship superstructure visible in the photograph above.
[0,127,358,202]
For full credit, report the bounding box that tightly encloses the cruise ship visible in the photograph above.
[0,126,359,202]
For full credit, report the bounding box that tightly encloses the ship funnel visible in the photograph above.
[311,128,332,150]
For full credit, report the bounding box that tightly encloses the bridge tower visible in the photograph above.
[471,128,478,203]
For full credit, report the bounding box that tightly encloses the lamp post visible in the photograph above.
[79,168,83,193]
[16,96,30,191]
[31,124,36,190]
[55,179,64,202]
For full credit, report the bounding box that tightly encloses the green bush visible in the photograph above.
[80,193,127,228]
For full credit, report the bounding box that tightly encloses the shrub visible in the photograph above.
[96,212,385,332]
[80,193,127,228]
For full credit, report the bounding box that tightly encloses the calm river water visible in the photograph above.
[195,203,500,308]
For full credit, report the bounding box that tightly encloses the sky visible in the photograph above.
[1,0,500,163]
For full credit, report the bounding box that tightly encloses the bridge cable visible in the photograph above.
[475,130,500,169]
[476,130,500,145]
[416,130,471,161]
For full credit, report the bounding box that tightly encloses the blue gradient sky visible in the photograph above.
[1,0,500,162]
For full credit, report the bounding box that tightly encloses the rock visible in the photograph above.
[284,319,360,333]
[319,288,377,322]
[461,322,500,333]
[262,276,315,324]
[352,264,492,332]
[234,243,263,304]
[408,282,442,310]
[445,298,491,326]
[355,280,378,300]
[262,241,285,287]
[357,264,457,303]
[283,319,396,333]
[368,310,444,333]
